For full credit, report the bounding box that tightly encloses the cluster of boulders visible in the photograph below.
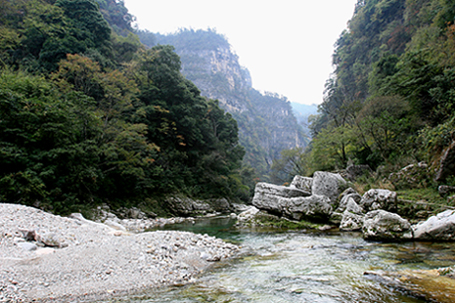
[248,171,455,241]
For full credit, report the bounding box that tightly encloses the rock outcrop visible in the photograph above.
[413,210,455,241]
[434,140,455,182]
[251,182,331,221]
[253,182,311,199]
[281,195,333,221]
[312,171,347,206]
[250,171,455,242]
[362,210,413,241]
[360,189,397,212]
[337,190,363,213]
[340,211,364,231]
[290,175,313,192]
[251,173,346,222]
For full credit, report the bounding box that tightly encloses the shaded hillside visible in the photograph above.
[301,0,455,184]
[0,0,248,214]
[139,29,308,180]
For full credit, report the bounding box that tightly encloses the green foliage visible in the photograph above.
[153,28,231,52]
[0,0,251,213]
[306,0,455,184]
[94,0,134,36]
[270,147,307,185]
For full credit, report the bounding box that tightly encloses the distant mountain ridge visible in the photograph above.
[139,29,308,179]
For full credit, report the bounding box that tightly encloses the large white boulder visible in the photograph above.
[413,210,455,241]
[311,171,347,206]
[337,193,363,213]
[340,211,364,231]
[236,206,260,223]
[252,182,332,221]
[254,182,311,198]
[362,210,413,241]
[360,189,397,212]
[252,182,311,215]
[281,195,333,221]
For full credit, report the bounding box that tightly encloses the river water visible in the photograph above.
[113,217,455,302]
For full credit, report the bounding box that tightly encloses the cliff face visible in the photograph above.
[179,47,252,113]
[142,29,308,179]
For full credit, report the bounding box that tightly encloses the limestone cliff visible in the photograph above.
[139,29,308,179]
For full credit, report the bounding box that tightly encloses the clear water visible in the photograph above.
[106,217,455,303]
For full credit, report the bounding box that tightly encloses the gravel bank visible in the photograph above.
[0,203,239,302]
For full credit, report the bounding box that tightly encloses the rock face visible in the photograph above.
[435,140,455,182]
[253,182,311,199]
[281,195,333,221]
[413,210,455,241]
[312,171,347,206]
[337,191,363,213]
[252,182,332,221]
[290,175,313,192]
[362,210,413,241]
[340,211,364,231]
[360,189,397,212]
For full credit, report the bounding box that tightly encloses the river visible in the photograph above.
[108,216,455,302]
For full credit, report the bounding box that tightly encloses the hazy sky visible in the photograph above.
[124,0,358,105]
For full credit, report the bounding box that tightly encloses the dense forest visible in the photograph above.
[275,0,455,188]
[0,0,249,214]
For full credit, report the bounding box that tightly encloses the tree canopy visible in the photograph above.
[289,0,455,186]
[0,0,248,214]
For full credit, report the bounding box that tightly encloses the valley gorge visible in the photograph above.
[139,29,309,179]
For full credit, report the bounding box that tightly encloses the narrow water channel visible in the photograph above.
[112,217,455,302]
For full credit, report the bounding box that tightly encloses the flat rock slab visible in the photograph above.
[413,210,455,241]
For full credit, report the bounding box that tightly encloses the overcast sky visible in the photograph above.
[124,0,358,105]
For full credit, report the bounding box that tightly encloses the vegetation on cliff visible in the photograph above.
[139,29,309,182]
[274,0,455,192]
[0,0,248,214]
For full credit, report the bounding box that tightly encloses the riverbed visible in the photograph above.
[103,216,455,303]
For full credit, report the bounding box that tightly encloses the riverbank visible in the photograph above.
[0,203,239,302]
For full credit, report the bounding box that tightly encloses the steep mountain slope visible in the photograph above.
[305,0,455,182]
[139,29,308,179]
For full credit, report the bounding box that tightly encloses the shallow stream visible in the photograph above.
[113,217,455,302]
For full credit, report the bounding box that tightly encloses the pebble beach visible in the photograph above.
[0,203,239,302]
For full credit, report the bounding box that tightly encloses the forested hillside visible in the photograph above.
[138,29,309,181]
[0,0,249,214]
[285,0,455,186]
